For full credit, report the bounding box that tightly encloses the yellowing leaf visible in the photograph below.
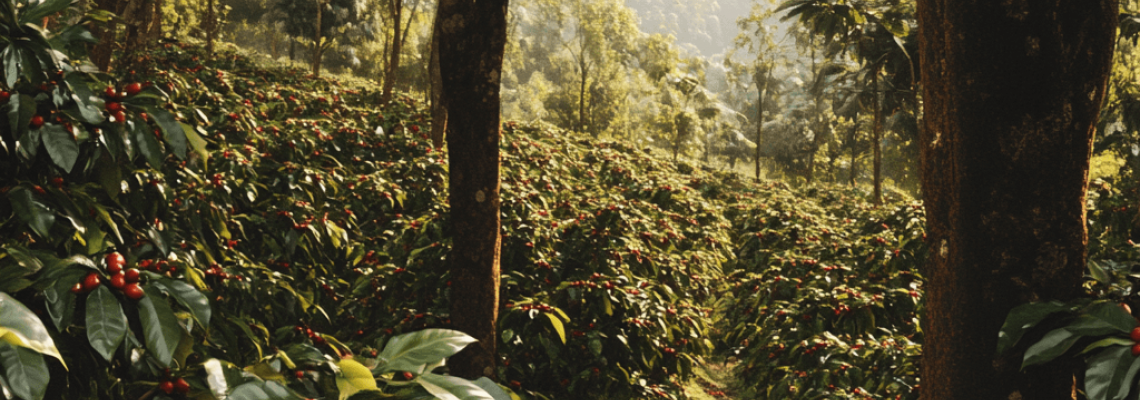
[336,358,377,400]
[544,313,566,344]
[244,361,286,382]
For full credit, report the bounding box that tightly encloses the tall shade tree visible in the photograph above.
[917,1,1117,398]
[733,3,785,181]
[531,0,636,136]
[779,0,917,198]
[438,0,509,380]
[277,0,368,78]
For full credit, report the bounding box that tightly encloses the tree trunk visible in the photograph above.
[204,0,215,55]
[849,116,859,186]
[754,66,773,182]
[872,68,882,205]
[429,6,447,148]
[289,37,296,61]
[806,105,823,184]
[121,0,159,66]
[312,0,324,77]
[752,96,761,182]
[672,121,680,162]
[271,30,279,59]
[149,0,163,39]
[90,0,122,72]
[579,60,588,134]
[916,1,1117,399]
[381,0,403,103]
[438,0,509,381]
[312,0,323,77]
[805,42,819,184]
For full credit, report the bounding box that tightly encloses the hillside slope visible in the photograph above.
[0,41,938,400]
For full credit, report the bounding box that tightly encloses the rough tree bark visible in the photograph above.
[380,0,403,103]
[871,67,882,205]
[90,0,123,71]
[916,1,1117,399]
[428,6,447,148]
[121,0,156,65]
[438,0,509,380]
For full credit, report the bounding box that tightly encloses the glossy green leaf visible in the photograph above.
[42,267,85,331]
[7,186,55,238]
[417,372,495,400]
[0,342,49,400]
[472,377,512,400]
[229,380,303,400]
[147,107,188,160]
[375,329,477,374]
[4,245,43,275]
[150,278,211,327]
[137,285,184,367]
[130,118,164,169]
[3,47,18,89]
[997,301,1071,354]
[182,122,209,163]
[86,285,127,362]
[1113,353,1140,400]
[1087,301,1135,334]
[1085,345,1135,400]
[1082,338,1133,355]
[64,72,105,124]
[41,123,78,172]
[0,292,65,368]
[1022,328,1078,370]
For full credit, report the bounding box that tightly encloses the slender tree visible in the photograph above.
[429,5,447,148]
[205,0,217,55]
[917,1,1117,399]
[754,65,771,182]
[871,66,882,204]
[438,0,509,380]
[380,0,403,103]
[847,115,859,186]
[311,0,322,77]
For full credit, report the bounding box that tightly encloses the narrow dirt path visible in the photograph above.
[682,358,742,399]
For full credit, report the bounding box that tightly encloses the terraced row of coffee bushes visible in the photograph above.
[0,31,744,399]
[714,186,926,400]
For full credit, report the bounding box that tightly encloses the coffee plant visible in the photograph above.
[11,0,1140,399]
[713,186,925,399]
